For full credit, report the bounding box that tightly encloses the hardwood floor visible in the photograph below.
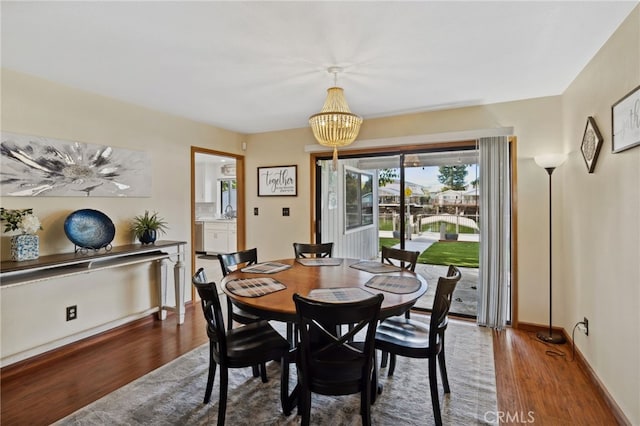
[492,327,621,425]
[1,307,621,425]
[1,306,208,426]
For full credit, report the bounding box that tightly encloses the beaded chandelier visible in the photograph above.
[309,67,363,168]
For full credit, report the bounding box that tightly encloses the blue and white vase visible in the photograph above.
[11,234,40,261]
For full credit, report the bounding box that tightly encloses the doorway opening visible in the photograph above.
[191,147,245,298]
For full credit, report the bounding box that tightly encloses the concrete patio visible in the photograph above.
[413,263,478,317]
[385,231,479,318]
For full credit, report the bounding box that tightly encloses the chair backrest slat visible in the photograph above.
[218,248,258,276]
[293,242,334,259]
[381,246,419,271]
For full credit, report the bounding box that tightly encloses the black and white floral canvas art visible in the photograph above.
[1,132,151,197]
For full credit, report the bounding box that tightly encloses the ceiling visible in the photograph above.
[2,1,637,135]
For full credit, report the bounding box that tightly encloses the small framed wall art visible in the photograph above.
[611,84,640,153]
[580,116,603,173]
[257,165,297,196]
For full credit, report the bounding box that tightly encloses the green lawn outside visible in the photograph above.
[379,237,400,248]
[418,241,479,268]
[378,238,479,268]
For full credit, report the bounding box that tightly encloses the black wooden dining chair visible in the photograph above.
[381,246,419,272]
[218,248,262,330]
[200,263,262,378]
[293,292,384,426]
[380,246,420,318]
[374,265,461,426]
[293,242,334,258]
[192,268,292,425]
[378,245,421,370]
[219,248,297,348]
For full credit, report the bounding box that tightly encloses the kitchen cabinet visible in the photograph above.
[202,221,236,253]
[195,163,216,203]
[228,222,237,252]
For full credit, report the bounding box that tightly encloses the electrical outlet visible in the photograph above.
[583,317,589,336]
[66,305,77,321]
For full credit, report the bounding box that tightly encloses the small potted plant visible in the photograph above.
[131,210,168,245]
[1,208,43,261]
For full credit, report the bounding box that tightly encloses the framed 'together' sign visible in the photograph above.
[257,165,297,196]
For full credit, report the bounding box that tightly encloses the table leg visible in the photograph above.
[157,258,169,321]
[174,253,185,325]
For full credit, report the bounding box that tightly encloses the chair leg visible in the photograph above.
[204,343,217,404]
[380,350,388,368]
[288,323,301,349]
[252,365,260,377]
[217,367,229,426]
[285,322,301,348]
[300,389,312,426]
[371,352,379,404]
[388,353,397,377]
[361,381,372,426]
[438,340,451,394]
[280,353,291,415]
[226,298,234,330]
[429,356,442,426]
[260,362,268,383]
[286,323,292,343]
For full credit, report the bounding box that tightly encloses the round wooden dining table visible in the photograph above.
[221,257,428,323]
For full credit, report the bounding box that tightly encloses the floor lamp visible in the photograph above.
[534,153,567,344]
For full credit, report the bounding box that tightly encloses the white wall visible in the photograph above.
[559,6,639,423]
[0,69,244,363]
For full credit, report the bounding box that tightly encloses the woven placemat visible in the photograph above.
[296,258,343,266]
[306,287,375,303]
[240,262,291,274]
[226,277,286,297]
[349,261,402,274]
[364,275,421,294]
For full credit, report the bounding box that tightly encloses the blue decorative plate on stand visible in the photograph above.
[64,209,115,252]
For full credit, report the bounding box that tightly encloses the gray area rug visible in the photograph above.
[56,319,496,425]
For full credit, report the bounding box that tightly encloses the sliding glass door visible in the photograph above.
[314,145,505,320]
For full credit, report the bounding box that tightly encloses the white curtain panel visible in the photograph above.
[477,136,511,329]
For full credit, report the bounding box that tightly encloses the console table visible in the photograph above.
[0,240,188,325]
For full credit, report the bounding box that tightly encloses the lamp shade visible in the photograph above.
[534,153,568,169]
